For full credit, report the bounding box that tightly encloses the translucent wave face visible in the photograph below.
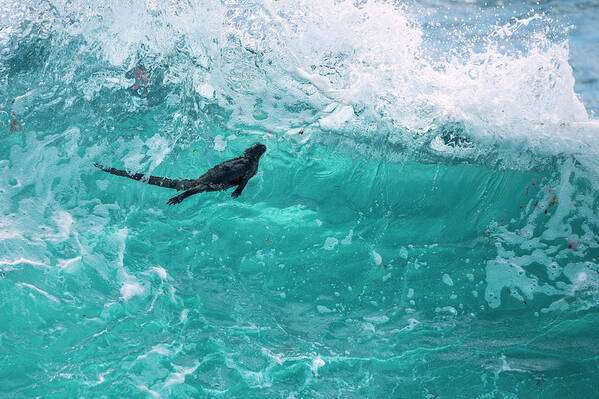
[1,0,589,312]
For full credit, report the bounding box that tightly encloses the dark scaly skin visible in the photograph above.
[94,143,266,205]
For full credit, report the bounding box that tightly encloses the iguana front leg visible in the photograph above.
[231,175,251,198]
[167,185,205,205]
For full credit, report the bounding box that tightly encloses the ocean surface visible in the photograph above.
[1,0,599,397]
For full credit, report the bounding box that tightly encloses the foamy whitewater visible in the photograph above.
[1,0,598,397]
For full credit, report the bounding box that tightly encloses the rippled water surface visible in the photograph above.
[1,0,599,397]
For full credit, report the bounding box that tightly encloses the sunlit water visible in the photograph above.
[1,0,598,397]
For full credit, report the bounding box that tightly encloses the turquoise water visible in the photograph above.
[1,0,599,397]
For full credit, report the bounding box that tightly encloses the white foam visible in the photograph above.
[316,305,332,314]
[50,211,74,242]
[32,0,594,159]
[341,229,353,245]
[435,306,457,315]
[151,266,167,280]
[485,257,560,309]
[371,250,382,266]
[541,298,570,314]
[442,273,454,286]
[137,385,160,398]
[195,80,215,98]
[58,256,82,271]
[318,105,355,131]
[393,318,420,333]
[213,135,227,152]
[17,283,59,303]
[322,237,338,250]
[0,258,50,268]
[164,361,199,388]
[136,344,171,362]
[120,276,144,300]
[311,356,325,377]
[364,315,389,324]
[399,247,408,259]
